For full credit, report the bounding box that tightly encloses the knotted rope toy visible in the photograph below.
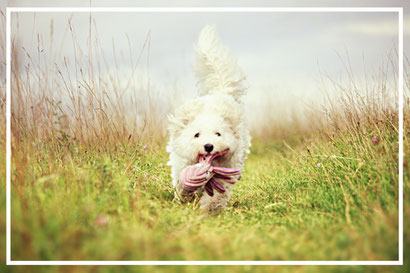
[179,148,240,196]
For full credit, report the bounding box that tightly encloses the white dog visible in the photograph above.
[167,25,251,213]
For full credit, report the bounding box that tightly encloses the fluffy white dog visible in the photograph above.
[167,25,251,213]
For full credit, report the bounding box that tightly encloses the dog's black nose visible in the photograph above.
[204,143,214,153]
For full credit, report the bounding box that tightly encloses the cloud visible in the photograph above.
[342,18,409,36]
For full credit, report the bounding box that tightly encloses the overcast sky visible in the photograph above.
[5,0,410,124]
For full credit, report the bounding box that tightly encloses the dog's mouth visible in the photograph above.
[198,148,230,161]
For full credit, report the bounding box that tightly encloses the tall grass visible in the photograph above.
[6,13,405,146]
[10,14,178,151]
[0,10,6,144]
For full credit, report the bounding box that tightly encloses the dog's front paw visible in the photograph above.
[199,192,229,215]
[174,187,195,203]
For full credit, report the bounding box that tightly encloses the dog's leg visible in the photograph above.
[169,155,197,203]
[174,183,199,203]
[199,182,234,214]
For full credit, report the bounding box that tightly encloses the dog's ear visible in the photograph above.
[223,106,241,128]
[168,100,203,137]
[212,98,242,130]
[167,114,187,137]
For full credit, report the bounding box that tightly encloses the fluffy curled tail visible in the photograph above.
[194,25,247,102]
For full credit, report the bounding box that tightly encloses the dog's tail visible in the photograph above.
[193,25,247,102]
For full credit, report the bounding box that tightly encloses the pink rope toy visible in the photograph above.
[179,148,241,196]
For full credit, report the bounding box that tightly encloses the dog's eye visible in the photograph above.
[215,132,221,137]
[194,133,200,138]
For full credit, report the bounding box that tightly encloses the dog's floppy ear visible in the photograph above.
[223,105,241,128]
[167,114,187,137]
[168,99,203,137]
[212,97,242,130]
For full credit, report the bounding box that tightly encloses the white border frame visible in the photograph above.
[5,7,404,266]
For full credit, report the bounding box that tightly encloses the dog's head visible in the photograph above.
[168,95,241,163]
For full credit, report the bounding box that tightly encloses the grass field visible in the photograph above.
[1,12,410,273]
[1,105,409,272]
[8,134,402,261]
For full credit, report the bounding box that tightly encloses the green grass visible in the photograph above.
[1,115,408,273]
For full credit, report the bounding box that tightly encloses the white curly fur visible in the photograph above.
[194,25,247,102]
[167,25,251,213]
